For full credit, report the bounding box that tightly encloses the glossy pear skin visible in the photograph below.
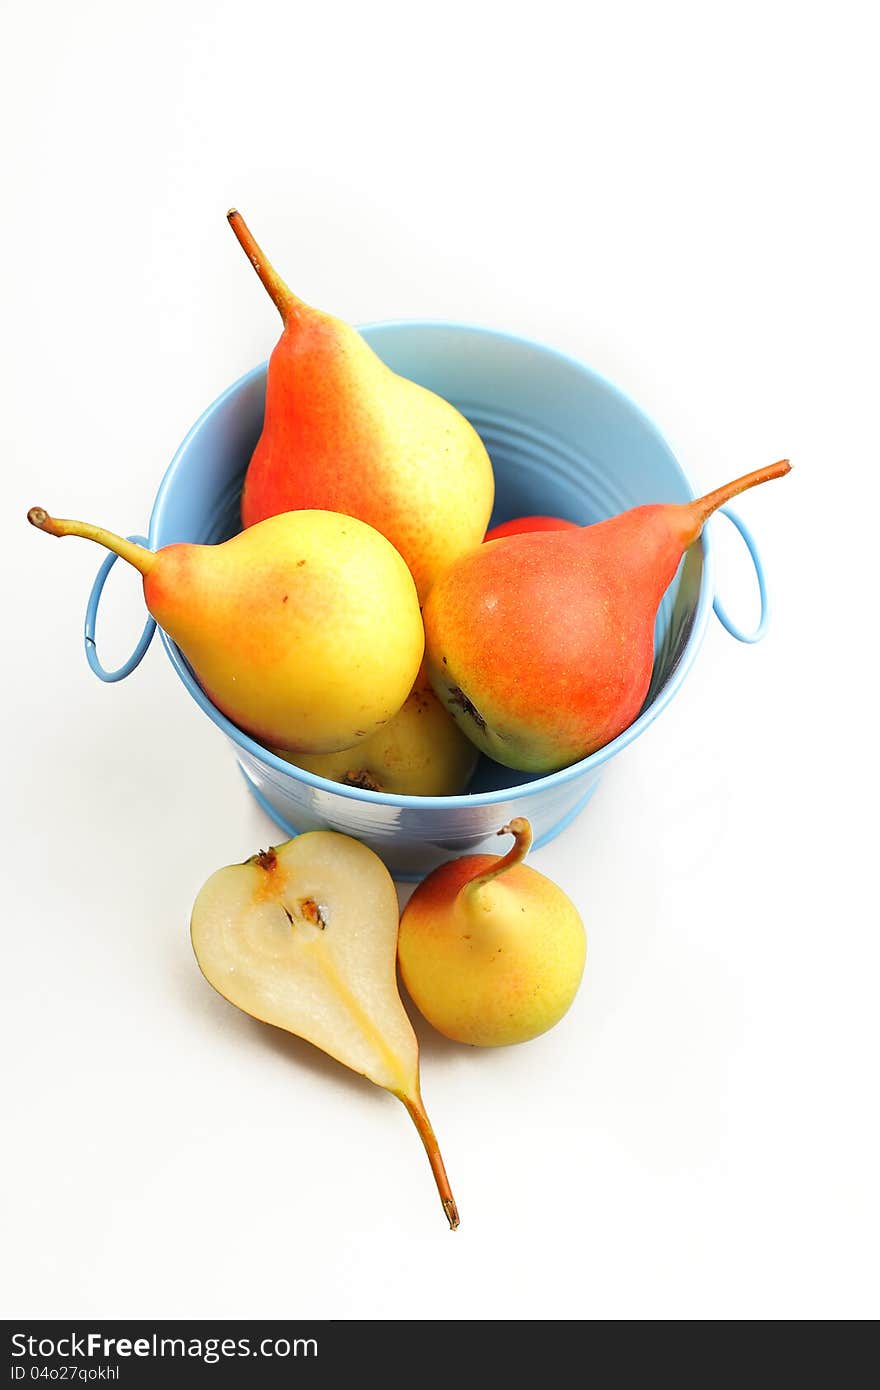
[229,211,495,602]
[426,509,681,772]
[424,462,791,773]
[191,833,458,1228]
[276,668,478,796]
[28,508,423,755]
[398,819,586,1046]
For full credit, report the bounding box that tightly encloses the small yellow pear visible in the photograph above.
[398,819,586,1046]
[275,668,478,796]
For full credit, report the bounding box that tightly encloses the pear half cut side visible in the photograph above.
[190,831,459,1229]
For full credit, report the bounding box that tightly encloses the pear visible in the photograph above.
[191,832,459,1228]
[275,668,478,796]
[484,515,579,542]
[228,209,495,602]
[398,818,586,1046]
[28,506,423,754]
[424,460,791,772]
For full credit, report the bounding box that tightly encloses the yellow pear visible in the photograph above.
[191,832,459,1228]
[275,668,478,796]
[398,818,586,1046]
[27,506,423,753]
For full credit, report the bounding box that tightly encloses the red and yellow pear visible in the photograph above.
[27,506,423,755]
[424,461,791,773]
[398,818,586,1047]
[228,210,495,602]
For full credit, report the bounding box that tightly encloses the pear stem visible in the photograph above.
[684,459,791,541]
[227,208,298,321]
[465,817,533,896]
[402,1093,460,1231]
[27,507,156,576]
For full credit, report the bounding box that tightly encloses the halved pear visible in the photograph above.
[191,831,459,1229]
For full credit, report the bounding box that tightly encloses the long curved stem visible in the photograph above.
[465,818,533,896]
[227,208,299,322]
[402,1093,460,1230]
[27,507,156,576]
[683,459,791,541]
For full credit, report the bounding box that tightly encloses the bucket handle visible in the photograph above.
[84,535,158,682]
[711,505,770,644]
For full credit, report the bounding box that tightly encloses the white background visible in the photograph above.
[2,0,878,1321]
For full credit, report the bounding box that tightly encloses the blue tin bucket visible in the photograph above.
[83,322,770,877]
